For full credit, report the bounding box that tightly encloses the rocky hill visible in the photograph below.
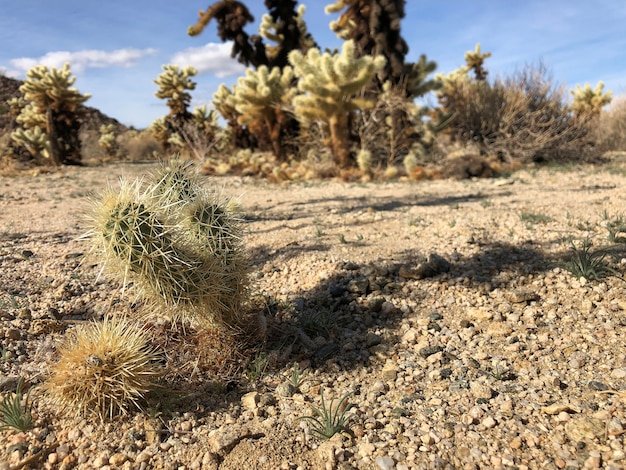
[0,74,129,137]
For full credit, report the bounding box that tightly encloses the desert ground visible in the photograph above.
[1,160,626,469]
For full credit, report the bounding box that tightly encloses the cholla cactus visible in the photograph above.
[11,63,90,165]
[98,124,118,158]
[11,126,49,159]
[464,43,491,81]
[571,82,612,118]
[188,1,317,69]
[229,65,297,159]
[154,65,197,118]
[87,162,248,329]
[325,0,408,91]
[44,316,162,420]
[289,40,386,167]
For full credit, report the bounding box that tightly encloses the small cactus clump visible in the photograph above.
[88,161,248,328]
[44,316,162,420]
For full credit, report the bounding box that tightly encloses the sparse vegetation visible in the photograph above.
[299,389,354,440]
[564,239,621,281]
[0,378,33,432]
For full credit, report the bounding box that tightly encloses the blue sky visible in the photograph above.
[2,1,625,129]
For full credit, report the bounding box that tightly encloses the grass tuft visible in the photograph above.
[0,378,33,432]
[299,389,354,440]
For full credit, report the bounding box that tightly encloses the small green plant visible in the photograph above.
[602,211,626,243]
[245,352,269,383]
[519,211,553,226]
[0,378,33,432]
[564,239,621,281]
[338,233,348,244]
[290,362,308,390]
[299,389,354,440]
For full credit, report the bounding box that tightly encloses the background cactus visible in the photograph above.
[571,81,613,119]
[289,40,386,167]
[188,1,316,69]
[98,124,119,158]
[10,63,90,165]
[227,65,298,160]
[88,162,248,328]
[44,316,162,420]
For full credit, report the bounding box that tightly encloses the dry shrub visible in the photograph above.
[117,130,163,161]
[593,95,626,153]
[442,63,595,163]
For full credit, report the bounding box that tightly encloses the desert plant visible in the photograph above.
[299,389,354,440]
[226,65,298,160]
[564,239,621,281]
[289,362,308,390]
[571,81,612,119]
[289,40,386,167]
[592,95,626,153]
[44,316,162,420]
[188,1,316,69]
[10,63,90,165]
[98,124,119,158]
[0,378,33,432]
[87,162,248,328]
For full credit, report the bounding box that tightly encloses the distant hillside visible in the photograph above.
[0,75,129,137]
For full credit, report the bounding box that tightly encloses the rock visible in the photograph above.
[470,381,493,400]
[506,289,539,303]
[0,376,20,392]
[366,332,382,347]
[466,307,493,321]
[347,277,369,294]
[399,253,451,280]
[375,455,395,470]
[275,382,296,397]
[418,345,443,358]
[565,418,605,442]
[109,453,127,466]
[242,391,260,410]
[541,403,580,415]
[381,363,398,381]
[208,425,250,455]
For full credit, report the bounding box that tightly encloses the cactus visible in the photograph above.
[10,63,90,165]
[154,65,197,119]
[98,124,118,158]
[188,1,317,69]
[10,126,50,159]
[464,43,491,81]
[212,83,257,149]
[228,65,298,159]
[571,82,612,119]
[88,162,248,328]
[289,40,386,167]
[325,0,408,91]
[44,316,162,420]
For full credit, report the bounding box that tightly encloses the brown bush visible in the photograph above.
[117,130,163,161]
[440,63,596,163]
[592,95,626,153]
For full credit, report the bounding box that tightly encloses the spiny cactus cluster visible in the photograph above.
[9,63,90,165]
[88,161,247,328]
[44,316,162,419]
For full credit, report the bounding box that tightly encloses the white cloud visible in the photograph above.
[0,66,21,78]
[9,48,158,73]
[170,42,245,78]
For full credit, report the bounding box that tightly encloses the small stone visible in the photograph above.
[381,363,398,381]
[5,329,21,340]
[366,332,382,347]
[470,381,493,400]
[418,345,443,358]
[347,277,369,294]
[506,289,539,303]
[48,453,59,464]
[541,403,580,415]
[358,443,376,458]
[584,450,602,468]
[401,328,419,343]
[275,382,296,397]
[610,368,626,379]
[209,425,249,455]
[241,391,259,410]
[565,418,605,442]
[109,453,127,466]
[466,307,493,321]
[449,380,469,392]
[509,437,523,449]
[587,381,609,391]
[481,416,497,429]
[374,455,395,470]
[135,450,152,463]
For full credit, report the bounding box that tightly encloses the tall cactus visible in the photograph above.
[188,1,317,69]
[228,65,297,159]
[289,40,386,167]
[10,63,90,165]
[326,0,407,91]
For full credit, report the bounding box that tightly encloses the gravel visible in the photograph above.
[0,161,625,469]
